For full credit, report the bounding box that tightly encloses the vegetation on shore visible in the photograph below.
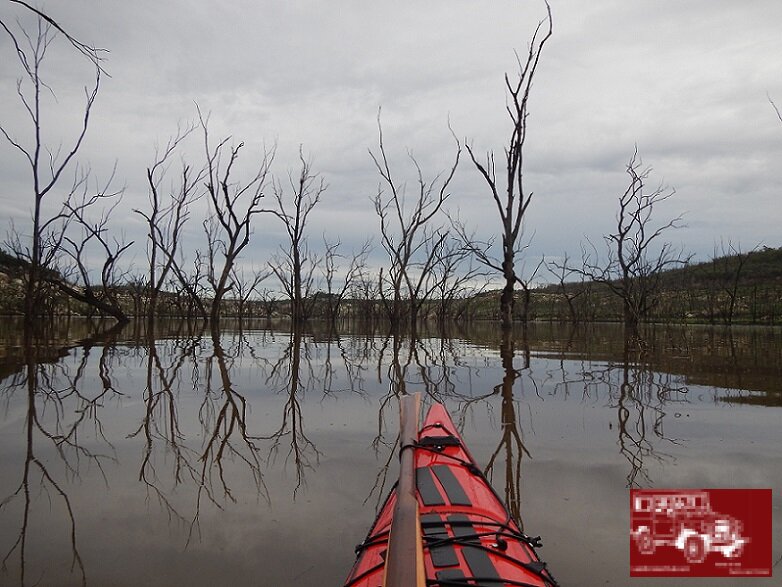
[2,244,780,325]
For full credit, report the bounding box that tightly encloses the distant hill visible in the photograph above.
[528,245,782,324]
[658,245,782,288]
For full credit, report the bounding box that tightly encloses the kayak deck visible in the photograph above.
[344,402,558,587]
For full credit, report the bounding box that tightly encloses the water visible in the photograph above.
[0,320,780,586]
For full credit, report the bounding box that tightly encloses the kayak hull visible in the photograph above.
[344,402,557,587]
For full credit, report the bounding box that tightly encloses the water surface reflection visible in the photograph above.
[0,320,779,586]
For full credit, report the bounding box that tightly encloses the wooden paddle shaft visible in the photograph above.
[383,393,425,587]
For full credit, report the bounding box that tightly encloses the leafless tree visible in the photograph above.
[546,252,591,323]
[429,236,487,323]
[370,115,461,328]
[266,150,325,325]
[578,151,689,333]
[770,96,782,124]
[197,109,274,325]
[230,265,270,318]
[710,240,756,325]
[455,1,552,330]
[321,238,371,323]
[1,11,104,325]
[53,177,133,323]
[134,123,203,320]
[352,268,382,324]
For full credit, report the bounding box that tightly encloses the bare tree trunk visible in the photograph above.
[456,1,552,331]
[267,150,324,326]
[370,113,460,330]
[576,151,689,335]
[1,11,103,325]
[196,108,273,327]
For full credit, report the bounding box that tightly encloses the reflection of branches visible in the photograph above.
[189,329,269,540]
[261,329,321,496]
[1,325,123,586]
[127,327,204,523]
[613,357,686,487]
[482,329,531,529]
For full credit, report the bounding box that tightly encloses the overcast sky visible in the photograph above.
[2,0,781,285]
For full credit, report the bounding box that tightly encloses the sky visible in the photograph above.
[1,0,781,287]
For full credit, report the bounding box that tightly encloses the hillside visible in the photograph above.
[529,246,782,324]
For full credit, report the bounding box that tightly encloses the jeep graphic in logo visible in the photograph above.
[630,489,772,577]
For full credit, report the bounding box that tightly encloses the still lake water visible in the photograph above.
[0,319,780,586]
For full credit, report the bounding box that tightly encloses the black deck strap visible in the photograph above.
[421,514,448,536]
[446,514,478,541]
[418,435,462,449]
[421,516,460,568]
[417,467,446,506]
[432,465,472,506]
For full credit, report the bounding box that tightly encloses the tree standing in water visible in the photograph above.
[1,4,106,325]
[579,150,689,334]
[455,1,552,331]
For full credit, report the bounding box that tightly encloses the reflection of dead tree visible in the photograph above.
[261,329,321,496]
[455,1,552,330]
[610,356,686,487]
[484,366,531,528]
[127,329,204,523]
[192,328,269,532]
[1,326,123,586]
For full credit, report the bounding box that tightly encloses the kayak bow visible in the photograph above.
[344,395,558,587]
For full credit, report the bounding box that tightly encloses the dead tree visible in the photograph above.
[230,265,270,318]
[321,238,371,323]
[370,116,461,329]
[197,109,274,326]
[546,252,591,323]
[455,1,552,330]
[429,236,487,323]
[266,150,325,325]
[1,9,104,324]
[54,180,133,323]
[711,240,756,325]
[579,151,689,332]
[135,123,203,321]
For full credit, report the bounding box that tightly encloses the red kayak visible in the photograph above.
[344,396,558,587]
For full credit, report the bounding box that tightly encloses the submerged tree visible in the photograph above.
[0,6,112,324]
[454,1,552,330]
[267,150,325,325]
[579,151,689,333]
[370,115,461,329]
[197,109,274,325]
[135,123,204,321]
